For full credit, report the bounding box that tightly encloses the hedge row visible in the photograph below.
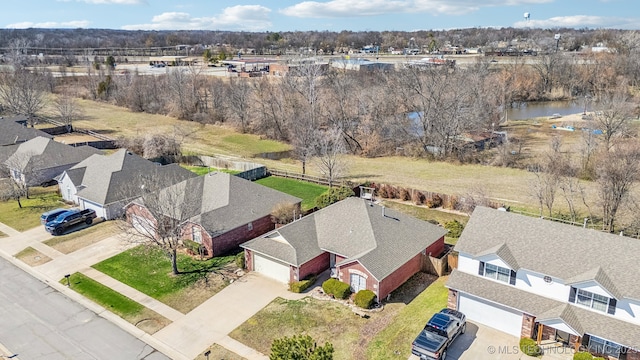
[289,275,317,293]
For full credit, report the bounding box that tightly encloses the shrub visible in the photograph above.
[289,275,317,293]
[444,220,465,238]
[315,186,355,209]
[412,191,425,205]
[321,278,351,299]
[593,357,605,360]
[354,289,377,309]
[322,278,339,295]
[519,338,542,357]
[573,352,593,360]
[387,185,398,199]
[426,194,443,208]
[183,239,201,254]
[271,334,333,360]
[271,202,301,225]
[235,252,245,269]
[399,187,411,201]
[332,281,352,299]
[378,185,389,198]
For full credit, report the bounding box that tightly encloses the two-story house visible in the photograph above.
[448,207,640,360]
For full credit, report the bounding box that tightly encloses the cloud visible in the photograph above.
[121,5,272,31]
[280,0,552,18]
[5,20,90,29]
[513,15,639,29]
[57,0,147,4]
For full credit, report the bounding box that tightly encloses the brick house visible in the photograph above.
[242,197,447,300]
[448,206,640,360]
[125,172,301,257]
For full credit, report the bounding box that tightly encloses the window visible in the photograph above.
[576,289,610,313]
[192,226,202,244]
[483,263,511,283]
[588,335,622,359]
[350,273,366,293]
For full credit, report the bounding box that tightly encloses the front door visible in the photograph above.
[555,330,570,346]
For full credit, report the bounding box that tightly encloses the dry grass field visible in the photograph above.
[54,99,633,222]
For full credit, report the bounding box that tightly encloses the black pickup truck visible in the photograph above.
[411,309,466,360]
[45,209,97,235]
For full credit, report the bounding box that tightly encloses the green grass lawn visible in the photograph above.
[366,276,449,359]
[92,246,236,313]
[62,272,170,333]
[255,176,328,211]
[0,186,65,231]
[181,165,242,176]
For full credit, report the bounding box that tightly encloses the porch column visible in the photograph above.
[573,336,581,352]
[536,324,544,345]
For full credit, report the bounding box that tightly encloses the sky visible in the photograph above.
[2,0,639,32]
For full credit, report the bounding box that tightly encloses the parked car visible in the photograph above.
[411,309,466,360]
[41,208,71,225]
[45,209,97,236]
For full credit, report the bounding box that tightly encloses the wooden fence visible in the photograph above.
[267,168,332,187]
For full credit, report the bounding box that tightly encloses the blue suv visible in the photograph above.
[41,208,71,225]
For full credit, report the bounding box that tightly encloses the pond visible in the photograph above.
[506,100,587,120]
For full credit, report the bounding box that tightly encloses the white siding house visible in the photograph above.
[448,207,640,360]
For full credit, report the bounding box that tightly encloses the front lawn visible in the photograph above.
[255,176,327,211]
[366,276,449,359]
[230,274,446,360]
[0,186,64,231]
[43,220,119,254]
[63,272,170,334]
[14,246,52,266]
[92,246,236,313]
[230,297,367,360]
[195,345,246,360]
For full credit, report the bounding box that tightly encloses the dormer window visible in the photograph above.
[569,287,616,314]
[478,261,516,285]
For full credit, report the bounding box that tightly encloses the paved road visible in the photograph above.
[0,256,169,360]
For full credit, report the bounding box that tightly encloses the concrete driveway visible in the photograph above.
[410,322,573,360]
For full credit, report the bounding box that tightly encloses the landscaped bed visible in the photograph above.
[255,176,327,211]
[0,186,65,231]
[230,273,445,360]
[92,246,237,313]
[62,272,170,334]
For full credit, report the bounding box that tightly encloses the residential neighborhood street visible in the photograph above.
[0,220,300,360]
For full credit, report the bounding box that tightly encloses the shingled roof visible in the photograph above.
[243,197,447,281]
[5,136,101,175]
[0,116,52,146]
[448,270,640,349]
[135,172,301,235]
[455,206,640,301]
[68,149,196,205]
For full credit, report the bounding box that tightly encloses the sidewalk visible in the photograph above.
[0,220,291,360]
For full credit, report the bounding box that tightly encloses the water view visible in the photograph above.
[506,100,586,120]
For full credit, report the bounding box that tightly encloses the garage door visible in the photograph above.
[130,215,156,237]
[458,293,522,337]
[81,199,105,219]
[254,254,290,283]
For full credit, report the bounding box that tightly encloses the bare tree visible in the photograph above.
[226,77,252,133]
[596,143,640,233]
[314,127,348,187]
[271,202,302,225]
[592,89,634,150]
[53,93,83,132]
[121,175,197,275]
[0,67,49,126]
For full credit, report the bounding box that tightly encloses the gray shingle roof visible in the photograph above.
[70,149,194,205]
[138,172,302,235]
[243,197,448,280]
[455,207,640,301]
[448,270,640,349]
[5,136,101,173]
[0,117,52,146]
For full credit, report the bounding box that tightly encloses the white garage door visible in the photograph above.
[81,199,105,219]
[254,254,290,283]
[458,293,522,337]
[130,215,156,237]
